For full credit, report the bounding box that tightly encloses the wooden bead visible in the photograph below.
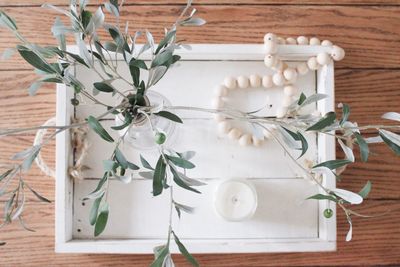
[307,57,319,70]
[309,37,321,45]
[249,74,261,88]
[264,54,277,68]
[272,72,285,86]
[214,114,225,122]
[321,40,333,47]
[263,33,277,43]
[252,135,264,147]
[286,37,297,44]
[277,37,286,44]
[296,62,309,75]
[217,121,231,134]
[213,85,228,97]
[211,97,224,109]
[316,52,332,65]
[228,128,242,140]
[264,41,278,54]
[237,75,250,89]
[262,75,273,88]
[283,85,297,96]
[276,107,287,118]
[238,134,252,146]
[283,68,297,81]
[297,36,308,45]
[331,45,345,61]
[224,76,237,89]
[282,96,293,107]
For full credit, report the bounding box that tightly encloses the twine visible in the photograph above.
[33,117,89,180]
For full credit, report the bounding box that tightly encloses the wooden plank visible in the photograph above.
[0,200,399,266]
[1,1,400,6]
[0,5,399,69]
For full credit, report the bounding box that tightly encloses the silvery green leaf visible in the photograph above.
[148,66,167,87]
[77,39,93,66]
[139,171,154,179]
[345,216,352,242]
[80,0,89,10]
[114,174,132,184]
[251,123,265,140]
[94,202,109,236]
[174,202,195,214]
[104,2,119,17]
[379,129,400,155]
[21,147,40,171]
[338,139,355,162]
[103,160,117,172]
[278,126,301,150]
[299,94,328,108]
[11,192,25,220]
[28,81,43,96]
[138,43,151,56]
[151,245,169,267]
[42,4,77,20]
[164,255,175,267]
[0,11,17,31]
[84,187,106,200]
[11,146,38,160]
[176,171,206,186]
[358,181,372,199]
[342,121,360,136]
[88,7,104,32]
[51,24,75,36]
[1,48,15,60]
[18,216,35,232]
[364,135,383,144]
[146,30,155,52]
[181,44,192,50]
[332,188,363,204]
[179,151,195,161]
[180,17,206,26]
[382,112,400,122]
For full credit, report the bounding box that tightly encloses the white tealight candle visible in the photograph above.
[214,179,258,222]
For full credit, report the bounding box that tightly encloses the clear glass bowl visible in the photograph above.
[115,90,177,150]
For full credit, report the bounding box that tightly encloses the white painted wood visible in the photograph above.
[55,44,336,254]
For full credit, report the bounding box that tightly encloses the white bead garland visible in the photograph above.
[212,33,345,148]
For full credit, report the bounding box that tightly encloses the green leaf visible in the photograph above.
[111,112,132,131]
[358,181,372,199]
[129,59,148,70]
[151,51,173,68]
[379,129,400,156]
[103,160,118,172]
[93,82,115,93]
[81,9,92,30]
[89,195,103,226]
[297,131,308,158]
[150,245,170,267]
[155,111,183,124]
[28,81,43,96]
[0,10,18,30]
[354,132,369,162]
[64,51,90,68]
[339,103,350,126]
[153,156,166,196]
[167,155,195,169]
[21,147,40,171]
[299,94,328,108]
[0,169,13,182]
[170,166,200,194]
[115,148,128,169]
[297,93,306,105]
[140,155,154,170]
[17,46,56,73]
[94,202,109,236]
[155,30,176,54]
[27,185,51,203]
[129,64,140,87]
[127,161,140,170]
[307,194,338,202]
[313,159,352,170]
[172,231,199,267]
[306,111,336,131]
[87,116,114,143]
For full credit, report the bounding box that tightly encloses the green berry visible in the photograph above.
[154,132,166,145]
[71,98,79,106]
[324,208,333,218]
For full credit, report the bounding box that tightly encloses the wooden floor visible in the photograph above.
[0,0,400,266]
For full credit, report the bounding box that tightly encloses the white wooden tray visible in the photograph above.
[55,44,336,254]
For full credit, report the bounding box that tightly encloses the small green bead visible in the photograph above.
[324,208,333,219]
[154,132,166,145]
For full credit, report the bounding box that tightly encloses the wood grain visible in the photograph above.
[1,0,400,6]
[0,200,399,266]
[0,5,399,69]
